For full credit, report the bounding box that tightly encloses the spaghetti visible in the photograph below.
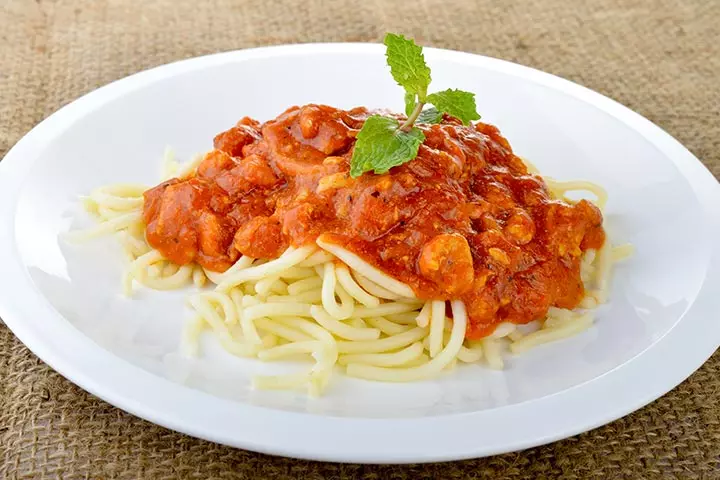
[70,139,630,396]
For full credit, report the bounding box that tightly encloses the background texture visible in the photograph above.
[1,0,719,478]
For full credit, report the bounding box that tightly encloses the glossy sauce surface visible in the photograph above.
[143,105,604,338]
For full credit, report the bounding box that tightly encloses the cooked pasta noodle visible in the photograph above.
[68,149,630,397]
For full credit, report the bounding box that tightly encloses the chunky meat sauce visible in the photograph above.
[143,105,605,338]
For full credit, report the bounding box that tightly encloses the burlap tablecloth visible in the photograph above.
[1,0,719,478]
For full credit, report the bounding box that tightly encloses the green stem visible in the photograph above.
[399,101,424,131]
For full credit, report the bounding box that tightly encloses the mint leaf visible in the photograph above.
[426,89,480,125]
[404,92,416,116]
[384,33,431,101]
[350,115,425,177]
[417,107,443,124]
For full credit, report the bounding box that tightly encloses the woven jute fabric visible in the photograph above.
[1,0,719,478]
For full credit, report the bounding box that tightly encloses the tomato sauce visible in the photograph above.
[143,105,605,338]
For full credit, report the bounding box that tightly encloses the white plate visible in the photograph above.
[1,43,719,463]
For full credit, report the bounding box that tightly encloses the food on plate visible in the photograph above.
[69,34,631,396]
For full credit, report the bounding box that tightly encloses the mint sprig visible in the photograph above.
[350,34,481,178]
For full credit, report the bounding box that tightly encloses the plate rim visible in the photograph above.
[1,42,719,463]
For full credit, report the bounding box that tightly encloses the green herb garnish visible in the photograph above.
[350,33,481,178]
